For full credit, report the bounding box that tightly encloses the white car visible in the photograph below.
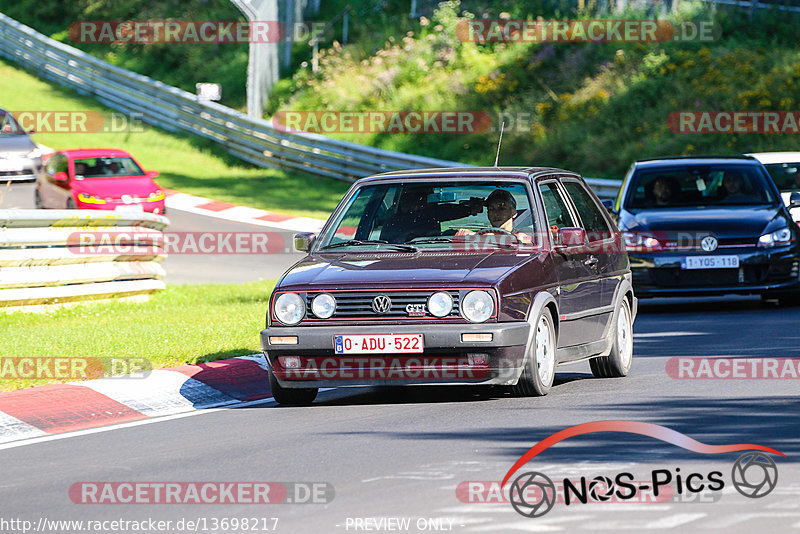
[748,152,800,223]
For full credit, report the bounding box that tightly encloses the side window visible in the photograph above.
[562,181,612,241]
[539,182,576,241]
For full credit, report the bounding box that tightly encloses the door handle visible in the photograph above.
[584,256,599,267]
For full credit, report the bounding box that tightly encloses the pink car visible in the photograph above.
[35,148,166,215]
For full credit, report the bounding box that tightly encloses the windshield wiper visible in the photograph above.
[406,237,454,244]
[319,239,418,252]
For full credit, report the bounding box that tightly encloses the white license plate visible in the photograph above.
[682,255,740,269]
[115,204,144,212]
[334,334,423,354]
[0,158,25,172]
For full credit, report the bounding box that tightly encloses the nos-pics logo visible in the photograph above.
[502,421,782,518]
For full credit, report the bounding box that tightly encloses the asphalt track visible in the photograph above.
[1,182,799,533]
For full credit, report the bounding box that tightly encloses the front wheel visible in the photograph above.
[34,189,43,209]
[590,298,633,378]
[66,198,76,209]
[269,369,318,406]
[512,307,556,396]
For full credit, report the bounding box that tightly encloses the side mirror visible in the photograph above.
[790,191,800,209]
[601,199,616,213]
[53,171,68,182]
[146,170,160,179]
[556,227,586,248]
[294,232,316,252]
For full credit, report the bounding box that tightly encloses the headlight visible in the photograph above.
[274,293,305,325]
[148,190,165,202]
[311,293,336,319]
[461,290,494,323]
[427,291,453,317]
[758,227,793,247]
[77,193,106,205]
[27,148,42,159]
[622,231,663,252]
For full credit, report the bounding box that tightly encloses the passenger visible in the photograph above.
[380,186,482,243]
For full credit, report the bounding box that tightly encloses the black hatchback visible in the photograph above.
[609,156,800,303]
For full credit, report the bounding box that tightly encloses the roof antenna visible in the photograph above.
[494,121,505,167]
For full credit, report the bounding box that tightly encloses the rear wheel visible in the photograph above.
[512,307,556,396]
[34,189,43,209]
[591,298,633,378]
[66,198,76,209]
[269,369,318,406]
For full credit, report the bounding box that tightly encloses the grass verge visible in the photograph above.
[0,57,349,220]
[0,280,275,391]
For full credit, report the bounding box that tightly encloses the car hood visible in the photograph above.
[0,134,36,155]
[72,177,159,197]
[278,251,532,289]
[621,206,782,238]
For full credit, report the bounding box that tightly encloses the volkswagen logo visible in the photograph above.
[509,471,557,518]
[121,194,134,204]
[700,235,718,252]
[731,452,778,498]
[371,295,392,314]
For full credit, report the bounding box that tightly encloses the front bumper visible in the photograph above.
[260,322,531,388]
[0,156,41,182]
[75,200,166,214]
[630,246,800,296]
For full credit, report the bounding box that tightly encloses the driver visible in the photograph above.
[456,189,532,243]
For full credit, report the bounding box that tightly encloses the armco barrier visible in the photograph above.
[0,210,168,310]
[0,14,621,199]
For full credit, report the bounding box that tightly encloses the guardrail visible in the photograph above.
[0,210,168,311]
[0,13,620,199]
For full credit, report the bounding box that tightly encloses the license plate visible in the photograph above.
[681,255,740,269]
[115,204,144,212]
[0,158,24,172]
[334,334,423,354]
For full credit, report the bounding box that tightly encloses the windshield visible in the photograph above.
[0,111,25,136]
[73,157,145,178]
[315,180,538,251]
[763,162,800,193]
[627,165,778,208]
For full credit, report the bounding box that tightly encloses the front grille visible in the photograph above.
[305,290,462,320]
[0,169,33,177]
[649,264,788,287]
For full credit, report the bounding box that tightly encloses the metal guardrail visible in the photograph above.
[0,210,168,310]
[0,13,621,199]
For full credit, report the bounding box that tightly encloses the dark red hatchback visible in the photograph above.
[261,167,636,405]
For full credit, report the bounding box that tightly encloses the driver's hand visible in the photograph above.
[455,228,476,237]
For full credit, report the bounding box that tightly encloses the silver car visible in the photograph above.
[0,109,43,181]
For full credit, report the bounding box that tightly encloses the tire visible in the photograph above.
[590,298,633,378]
[34,189,43,209]
[66,198,76,209]
[512,307,556,396]
[269,368,318,406]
